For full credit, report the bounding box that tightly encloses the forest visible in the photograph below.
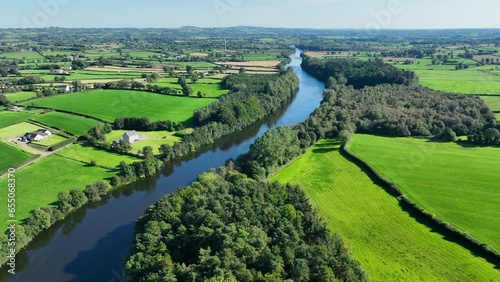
[125,170,367,282]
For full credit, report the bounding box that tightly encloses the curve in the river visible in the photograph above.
[1,48,325,282]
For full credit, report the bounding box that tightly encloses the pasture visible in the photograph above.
[0,122,41,139]
[36,134,68,147]
[272,139,500,281]
[151,78,228,98]
[0,112,34,129]
[0,141,32,172]
[21,90,217,124]
[0,155,115,231]
[41,70,144,81]
[33,112,101,136]
[481,95,500,118]
[0,51,45,60]
[106,130,182,154]
[215,61,280,68]
[4,91,37,102]
[57,144,140,168]
[349,134,500,251]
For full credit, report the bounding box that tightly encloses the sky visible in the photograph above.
[1,0,499,29]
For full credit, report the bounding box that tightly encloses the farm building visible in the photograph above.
[21,129,52,142]
[112,131,141,147]
[57,85,72,92]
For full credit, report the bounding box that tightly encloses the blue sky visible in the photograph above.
[1,0,499,29]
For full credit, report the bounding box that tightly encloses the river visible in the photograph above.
[1,48,325,282]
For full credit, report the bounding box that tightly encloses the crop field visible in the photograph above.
[57,144,140,168]
[0,51,45,60]
[151,78,228,98]
[106,130,182,154]
[4,91,37,102]
[22,90,216,123]
[349,134,500,251]
[0,141,32,172]
[272,139,500,281]
[0,112,34,128]
[33,112,101,136]
[0,155,115,231]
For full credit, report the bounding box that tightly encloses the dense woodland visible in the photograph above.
[125,171,367,282]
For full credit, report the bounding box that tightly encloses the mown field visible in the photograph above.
[33,112,101,136]
[349,134,500,251]
[0,155,116,231]
[21,90,217,123]
[0,112,34,128]
[57,144,140,168]
[481,95,500,119]
[106,130,182,154]
[272,139,500,281]
[4,91,37,102]
[0,122,41,138]
[0,141,31,172]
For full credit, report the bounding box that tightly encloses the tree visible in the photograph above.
[186,65,193,75]
[239,67,246,74]
[483,128,500,145]
[191,74,199,83]
[339,130,353,145]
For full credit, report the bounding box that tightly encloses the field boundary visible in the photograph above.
[0,154,41,178]
[341,140,500,267]
[21,106,110,123]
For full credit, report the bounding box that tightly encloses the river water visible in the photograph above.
[1,48,325,282]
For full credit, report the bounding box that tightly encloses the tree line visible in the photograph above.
[125,170,367,282]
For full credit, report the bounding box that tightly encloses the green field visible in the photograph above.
[41,70,144,81]
[0,155,115,231]
[396,60,500,94]
[36,134,67,147]
[0,141,31,172]
[0,112,34,129]
[0,122,41,138]
[349,134,500,251]
[106,130,182,154]
[0,51,45,60]
[57,144,140,168]
[21,90,217,123]
[4,92,37,102]
[151,78,228,98]
[481,95,500,119]
[272,139,500,281]
[33,112,101,136]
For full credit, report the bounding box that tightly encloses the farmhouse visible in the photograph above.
[112,131,141,147]
[57,85,72,92]
[21,129,52,142]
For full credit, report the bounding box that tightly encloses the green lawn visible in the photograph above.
[0,141,31,172]
[36,134,67,147]
[106,130,182,154]
[0,122,41,138]
[21,90,217,124]
[33,112,101,136]
[57,144,140,168]
[0,112,34,129]
[4,92,37,102]
[272,139,500,281]
[349,134,500,251]
[0,155,115,231]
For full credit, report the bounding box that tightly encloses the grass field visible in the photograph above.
[349,134,500,251]
[0,155,115,231]
[0,141,31,172]
[0,112,34,129]
[21,90,217,123]
[40,70,144,81]
[0,122,41,138]
[151,78,228,98]
[4,92,37,102]
[396,60,500,94]
[36,134,67,147]
[272,139,500,281]
[57,144,140,168]
[106,130,182,154]
[0,51,45,60]
[481,95,500,118]
[33,112,101,136]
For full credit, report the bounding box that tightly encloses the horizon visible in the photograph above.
[1,0,499,30]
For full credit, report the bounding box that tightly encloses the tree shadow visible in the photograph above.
[311,139,341,154]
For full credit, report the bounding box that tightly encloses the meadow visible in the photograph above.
[33,112,102,136]
[0,155,116,231]
[272,139,500,281]
[0,122,41,139]
[0,141,32,172]
[41,70,144,81]
[481,95,500,118]
[151,77,228,98]
[21,90,217,123]
[36,134,68,147]
[0,112,34,128]
[106,130,182,154]
[57,144,140,168]
[0,51,45,60]
[4,91,37,102]
[349,134,500,251]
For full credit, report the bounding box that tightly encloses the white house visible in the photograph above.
[21,129,51,142]
[57,85,71,92]
[122,131,140,143]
